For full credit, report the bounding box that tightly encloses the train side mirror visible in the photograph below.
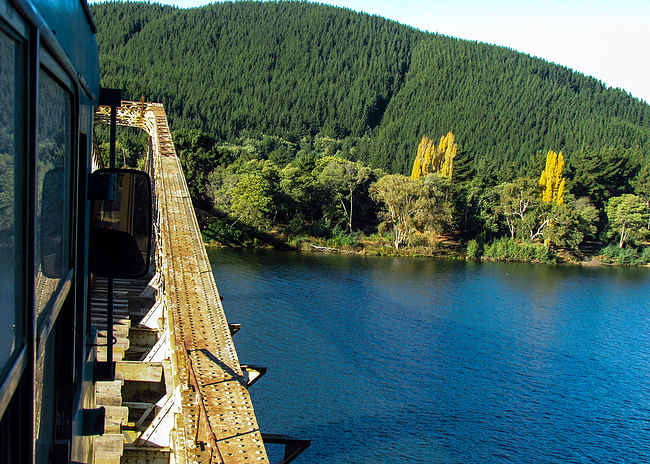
[89,169,152,278]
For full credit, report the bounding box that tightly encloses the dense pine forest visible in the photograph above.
[91,1,650,264]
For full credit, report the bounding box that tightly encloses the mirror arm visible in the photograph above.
[99,88,121,169]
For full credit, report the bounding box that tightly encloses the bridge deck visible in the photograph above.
[151,105,268,463]
[94,102,269,463]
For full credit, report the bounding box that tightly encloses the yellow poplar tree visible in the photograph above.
[411,132,457,180]
[439,132,457,178]
[539,150,566,205]
[411,136,430,179]
[423,136,436,175]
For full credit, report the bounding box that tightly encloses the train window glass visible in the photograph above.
[0,26,24,378]
[34,69,72,318]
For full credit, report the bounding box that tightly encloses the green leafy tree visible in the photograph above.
[371,174,449,249]
[470,181,501,238]
[492,177,598,250]
[632,163,650,230]
[206,153,282,228]
[421,173,454,233]
[605,194,648,248]
[207,165,239,214]
[230,173,274,229]
[542,196,598,251]
[174,129,221,199]
[371,174,427,249]
[279,157,321,222]
[315,156,371,232]
[493,178,539,239]
[569,196,599,247]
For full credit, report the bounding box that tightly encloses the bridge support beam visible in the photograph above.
[262,434,311,464]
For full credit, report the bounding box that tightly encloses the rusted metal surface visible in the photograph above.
[95,102,269,463]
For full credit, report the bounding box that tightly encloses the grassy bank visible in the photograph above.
[201,218,650,267]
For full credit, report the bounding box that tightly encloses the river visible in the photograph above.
[208,248,650,464]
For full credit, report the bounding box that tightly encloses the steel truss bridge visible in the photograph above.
[91,102,309,464]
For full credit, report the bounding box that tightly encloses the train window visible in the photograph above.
[33,58,74,462]
[0,24,25,380]
[34,68,72,317]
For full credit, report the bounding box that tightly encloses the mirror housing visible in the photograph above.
[89,169,152,279]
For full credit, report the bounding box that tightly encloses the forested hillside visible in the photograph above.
[371,38,650,173]
[92,2,413,140]
[91,1,650,264]
[91,1,650,173]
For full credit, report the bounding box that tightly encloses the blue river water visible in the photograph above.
[208,249,650,464]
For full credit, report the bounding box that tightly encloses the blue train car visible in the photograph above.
[0,1,149,461]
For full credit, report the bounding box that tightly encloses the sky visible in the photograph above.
[106,0,650,103]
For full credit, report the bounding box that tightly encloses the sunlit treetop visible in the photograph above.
[539,149,565,205]
[411,132,457,180]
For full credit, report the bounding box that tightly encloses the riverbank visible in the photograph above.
[199,215,650,266]
[204,225,650,267]
[203,227,600,265]
[285,235,598,265]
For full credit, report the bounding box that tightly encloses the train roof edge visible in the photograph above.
[27,0,100,101]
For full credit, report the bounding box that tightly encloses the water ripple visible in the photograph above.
[208,249,650,463]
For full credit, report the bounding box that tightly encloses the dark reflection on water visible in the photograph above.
[208,249,650,464]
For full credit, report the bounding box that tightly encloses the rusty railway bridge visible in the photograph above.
[91,102,309,463]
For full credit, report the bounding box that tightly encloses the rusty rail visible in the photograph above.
[183,340,225,464]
